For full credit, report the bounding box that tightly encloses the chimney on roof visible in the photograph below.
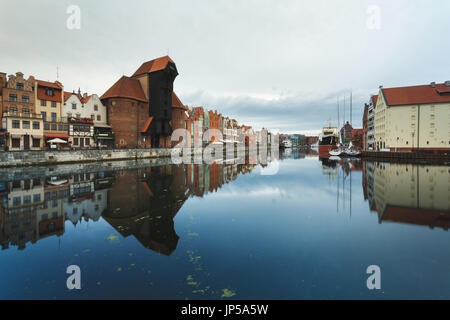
[379,85,383,89]
[83,93,87,99]
[445,81,450,87]
[431,82,436,88]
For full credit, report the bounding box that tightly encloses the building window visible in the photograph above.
[94,105,98,111]
[12,138,20,148]
[12,120,20,128]
[10,107,18,113]
[51,124,57,130]
[23,108,30,114]
[91,114,95,120]
[51,113,57,122]
[85,138,90,145]
[32,139,40,148]
[73,138,79,145]
[58,124,64,131]
[44,123,50,130]
[97,115,101,121]
[41,112,47,121]
[41,100,47,106]
[51,101,57,108]
[46,88,54,96]
[22,121,30,129]
[33,194,41,202]
[63,125,68,131]
[16,83,24,90]
[22,96,30,103]
[32,121,40,129]
[9,94,17,102]
[72,103,76,110]
[13,196,21,206]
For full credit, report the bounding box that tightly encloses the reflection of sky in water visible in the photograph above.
[0,158,449,299]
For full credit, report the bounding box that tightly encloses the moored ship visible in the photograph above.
[318,126,339,158]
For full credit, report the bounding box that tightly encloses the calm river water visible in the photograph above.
[0,150,449,299]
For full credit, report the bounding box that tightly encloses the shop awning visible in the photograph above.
[141,117,153,133]
[94,123,112,128]
[44,134,70,139]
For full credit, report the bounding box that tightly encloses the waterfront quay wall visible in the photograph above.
[0,148,181,168]
[0,146,263,168]
[362,150,449,164]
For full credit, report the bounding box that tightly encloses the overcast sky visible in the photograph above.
[1,0,450,134]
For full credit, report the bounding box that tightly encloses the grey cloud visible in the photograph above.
[1,0,450,133]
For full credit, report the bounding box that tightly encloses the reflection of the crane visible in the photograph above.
[0,162,257,255]
[363,162,450,231]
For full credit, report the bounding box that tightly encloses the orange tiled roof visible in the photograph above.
[382,83,450,106]
[64,91,73,102]
[37,80,63,89]
[100,76,147,102]
[172,92,186,110]
[141,117,153,133]
[81,95,91,103]
[132,56,175,77]
[37,80,62,102]
[371,95,378,106]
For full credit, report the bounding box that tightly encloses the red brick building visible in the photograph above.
[362,104,369,150]
[208,110,221,142]
[351,128,364,149]
[101,56,184,148]
[100,76,150,148]
[171,92,188,147]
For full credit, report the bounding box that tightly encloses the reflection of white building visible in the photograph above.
[64,189,108,225]
[372,163,450,230]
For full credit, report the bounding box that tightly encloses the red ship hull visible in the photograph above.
[318,145,337,158]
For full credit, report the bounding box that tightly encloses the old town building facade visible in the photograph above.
[375,82,450,152]
[0,72,43,150]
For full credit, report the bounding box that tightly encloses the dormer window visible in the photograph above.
[16,83,24,90]
[46,88,54,96]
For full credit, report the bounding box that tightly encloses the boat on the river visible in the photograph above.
[318,126,339,158]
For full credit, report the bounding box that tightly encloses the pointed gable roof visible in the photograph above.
[100,76,147,102]
[371,95,378,107]
[171,92,187,110]
[64,91,73,102]
[132,56,175,77]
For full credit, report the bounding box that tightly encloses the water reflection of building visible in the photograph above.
[0,179,43,249]
[0,162,256,254]
[363,162,450,230]
[103,162,255,256]
[64,172,109,225]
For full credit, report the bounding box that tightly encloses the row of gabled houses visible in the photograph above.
[362,81,450,152]
[0,71,112,150]
[0,56,269,151]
